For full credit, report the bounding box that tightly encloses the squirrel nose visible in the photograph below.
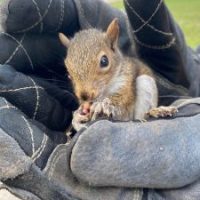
[81,108,90,115]
[80,102,92,115]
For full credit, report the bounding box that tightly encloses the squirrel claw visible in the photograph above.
[90,102,103,121]
[72,109,90,131]
[139,119,147,123]
[90,98,115,121]
[146,106,178,118]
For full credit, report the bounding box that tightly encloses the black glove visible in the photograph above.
[0,0,79,35]
[124,0,200,98]
[0,64,76,131]
[0,0,200,200]
[1,96,200,200]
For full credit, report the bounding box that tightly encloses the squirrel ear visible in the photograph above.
[59,33,70,48]
[106,18,119,48]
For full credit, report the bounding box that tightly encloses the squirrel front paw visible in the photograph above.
[90,98,117,121]
[72,98,120,131]
[72,109,90,131]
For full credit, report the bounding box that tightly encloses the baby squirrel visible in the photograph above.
[59,19,177,131]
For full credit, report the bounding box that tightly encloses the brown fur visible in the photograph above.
[59,19,158,124]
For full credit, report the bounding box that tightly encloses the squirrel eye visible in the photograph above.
[100,55,109,68]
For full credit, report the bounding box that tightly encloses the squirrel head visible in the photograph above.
[59,19,122,104]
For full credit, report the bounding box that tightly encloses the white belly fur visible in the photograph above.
[134,75,158,120]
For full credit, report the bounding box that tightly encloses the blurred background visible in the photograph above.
[106,0,200,48]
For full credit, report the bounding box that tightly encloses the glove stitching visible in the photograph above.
[0,105,15,111]
[4,34,25,65]
[0,32,34,70]
[13,0,53,33]
[21,116,35,155]
[0,99,48,164]
[124,0,176,49]
[2,98,9,108]
[31,0,44,33]
[0,98,16,111]
[32,135,48,162]
[29,77,40,119]
[124,0,172,36]
[0,83,44,120]
[0,86,44,93]
[54,0,65,32]
[133,34,176,49]
[47,147,67,178]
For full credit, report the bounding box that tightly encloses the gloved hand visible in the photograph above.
[124,0,188,86]
[124,0,200,97]
[1,96,200,200]
[70,98,200,189]
[0,0,200,200]
[0,65,76,131]
[0,93,143,200]
[0,0,79,34]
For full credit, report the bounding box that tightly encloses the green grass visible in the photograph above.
[111,0,200,48]
[111,1,124,9]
